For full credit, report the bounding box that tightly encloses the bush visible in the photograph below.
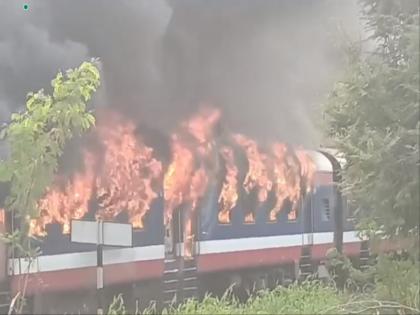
[107,258,420,315]
[374,254,420,310]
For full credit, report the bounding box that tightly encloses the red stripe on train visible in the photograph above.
[197,242,362,273]
[11,241,366,295]
[10,259,164,296]
[197,246,302,273]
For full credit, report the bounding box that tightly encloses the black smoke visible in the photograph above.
[0,0,361,148]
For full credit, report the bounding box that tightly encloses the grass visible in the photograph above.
[109,279,419,315]
[170,281,345,315]
[108,253,420,315]
[109,280,347,315]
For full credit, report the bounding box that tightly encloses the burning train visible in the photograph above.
[0,107,375,313]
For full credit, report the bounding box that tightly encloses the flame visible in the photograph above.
[163,135,195,226]
[185,166,209,258]
[164,107,220,225]
[31,111,162,235]
[31,152,96,236]
[164,107,219,258]
[269,143,303,221]
[233,134,273,203]
[95,112,162,229]
[269,143,288,221]
[295,149,316,194]
[218,146,238,224]
[29,105,317,242]
[184,106,221,157]
[0,208,4,225]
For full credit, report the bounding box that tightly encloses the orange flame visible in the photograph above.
[31,152,96,236]
[233,134,273,203]
[218,146,238,224]
[164,107,220,226]
[295,149,316,194]
[269,143,302,221]
[29,106,316,240]
[30,111,162,235]
[184,106,221,158]
[94,112,162,229]
[164,107,219,258]
[163,134,195,226]
[0,208,4,225]
[269,143,288,221]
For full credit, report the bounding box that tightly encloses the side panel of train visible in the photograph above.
[9,199,166,296]
[4,150,365,313]
[197,174,360,274]
[195,151,361,292]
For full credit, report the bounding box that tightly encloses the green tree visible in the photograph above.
[323,0,419,239]
[0,60,100,255]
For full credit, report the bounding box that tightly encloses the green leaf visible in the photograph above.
[0,60,100,258]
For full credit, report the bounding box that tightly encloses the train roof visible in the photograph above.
[306,150,333,172]
[319,147,347,169]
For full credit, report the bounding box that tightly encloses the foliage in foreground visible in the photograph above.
[0,60,100,314]
[108,281,345,315]
[107,252,420,315]
[108,278,419,314]
[0,60,100,254]
[323,0,419,238]
[374,254,420,311]
[171,281,344,315]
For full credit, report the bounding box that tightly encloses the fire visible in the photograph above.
[218,146,239,224]
[163,107,219,258]
[183,106,221,157]
[283,148,316,220]
[233,134,272,203]
[29,105,317,244]
[295,149,316,194]
[30,110,162,235]
[31,152,96,236]
[0,208,4,225]
[269,143,288,221]
[232,134,273,222]
[163,134,195,226]
[164,107,220,225]
[95,112,162,229]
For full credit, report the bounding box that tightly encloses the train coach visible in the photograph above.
[0,149,366,314]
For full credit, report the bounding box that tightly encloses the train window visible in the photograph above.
[218,211,232,225]
[287,209,298,222]
[321,198,331,221]
[244,212,255,224]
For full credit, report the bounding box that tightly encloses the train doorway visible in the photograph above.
[164,208,183,258]
[164,206,198,259]
[162,207,199,307]
[302,195,314,246]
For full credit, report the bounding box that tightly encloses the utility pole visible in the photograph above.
[70,219,132,315]
[97,220,104,315]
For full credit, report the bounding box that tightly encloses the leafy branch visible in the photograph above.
[0,59,101,313]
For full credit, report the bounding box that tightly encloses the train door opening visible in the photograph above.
[299,194,314,280]
[164,209,183,258]
[303,195,314,246]
[162,207,199,307]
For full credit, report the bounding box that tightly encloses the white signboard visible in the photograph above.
[70,220,133,247]
[103,222,133,247]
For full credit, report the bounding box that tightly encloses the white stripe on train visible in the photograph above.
[9,231,360,275]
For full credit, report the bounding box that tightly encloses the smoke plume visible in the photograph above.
[0,0,361,148]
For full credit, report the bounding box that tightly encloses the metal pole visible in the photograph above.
[97,220,104,315]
